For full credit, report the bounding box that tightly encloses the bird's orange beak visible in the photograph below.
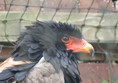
[64,36,95,56]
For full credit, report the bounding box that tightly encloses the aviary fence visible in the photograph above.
[0,0,118,62]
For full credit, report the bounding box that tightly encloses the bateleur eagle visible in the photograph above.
[0,21,94,83]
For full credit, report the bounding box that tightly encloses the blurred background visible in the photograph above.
[0,0,118,83]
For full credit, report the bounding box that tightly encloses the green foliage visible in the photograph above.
[101,80,108,83]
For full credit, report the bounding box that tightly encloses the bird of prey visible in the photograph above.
[0,21,94,83]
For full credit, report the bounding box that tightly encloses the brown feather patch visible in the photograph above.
[0,57,32,72]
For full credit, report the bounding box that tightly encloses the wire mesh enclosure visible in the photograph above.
[0,0,118,61]
[0,0,118,82]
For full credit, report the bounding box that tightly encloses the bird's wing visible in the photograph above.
[0,31,43,82]
[0,57,37,83]
[21,58,64,83]
[0,57,32,71]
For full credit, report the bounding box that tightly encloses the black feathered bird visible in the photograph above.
[0,21,94,83]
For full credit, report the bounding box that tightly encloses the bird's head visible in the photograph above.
[26,21,94,56]
[61,35,94,56]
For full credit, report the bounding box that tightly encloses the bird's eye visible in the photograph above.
[62,36,70,43]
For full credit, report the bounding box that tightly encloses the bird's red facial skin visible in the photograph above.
[62,36,94,55]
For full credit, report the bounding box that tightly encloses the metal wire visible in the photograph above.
[0,0,118,61]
